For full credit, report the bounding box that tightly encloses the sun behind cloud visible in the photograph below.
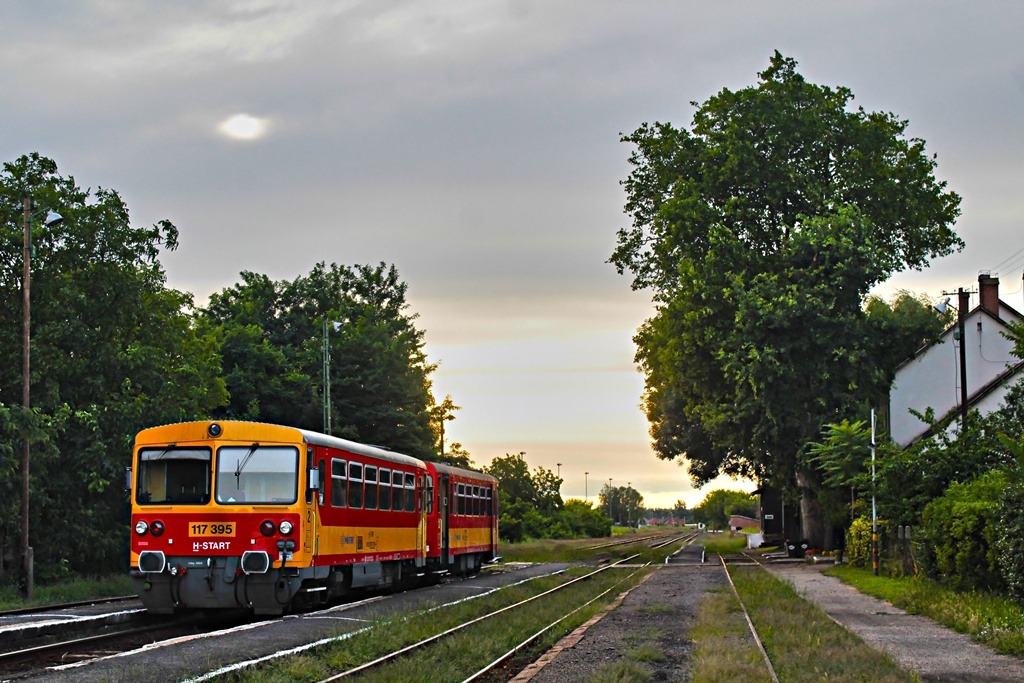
[218,113,269,140]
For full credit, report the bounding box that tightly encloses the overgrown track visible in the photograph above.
[649,530,701,550]
[581,529,680,551]
[313,555,645,682]
[716,553,780,682]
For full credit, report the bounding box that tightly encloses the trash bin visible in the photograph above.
[785,539,811,558]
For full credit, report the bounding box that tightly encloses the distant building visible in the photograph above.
[887,273,1024,448]
[729,514,760,532]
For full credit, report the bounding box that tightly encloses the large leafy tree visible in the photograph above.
[0,153,227,580]
[610,53,962,545]
[199,262,438,459]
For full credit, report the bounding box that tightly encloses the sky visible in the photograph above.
[3,1,1024,508]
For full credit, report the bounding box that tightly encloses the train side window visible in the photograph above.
[392,471,404,511]
[331,458,347,508]
[426,475,434,514]
[364,465,378,510]
[378,469,391,511]
[486,487,492,516]
[457,483,465,515]
[349,462,363,509]
[318,458,326,506]
[474,486,481,516]
[405,472,416,512]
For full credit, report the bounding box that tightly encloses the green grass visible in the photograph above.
[700,531,748,555]
[590,660,654,682]
[690,586,773,683]
[728,565,913,681]
[0,574,133,610]
[826,564,1024,657]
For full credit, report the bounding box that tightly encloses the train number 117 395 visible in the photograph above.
[189,522,235,537]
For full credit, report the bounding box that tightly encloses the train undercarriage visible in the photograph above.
[132,552,495,615]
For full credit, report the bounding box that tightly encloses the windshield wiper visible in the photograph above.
[150,443,176,460]
[235,443,260,485]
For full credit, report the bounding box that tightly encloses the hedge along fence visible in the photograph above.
[997,480,1024,604]
[917,470,1007,593]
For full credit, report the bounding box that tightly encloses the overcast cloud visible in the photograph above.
[3,1,1023,506]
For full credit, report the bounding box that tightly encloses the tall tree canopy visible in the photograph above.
[610,53,961,543]
[198,262,438,459]
[0,153,226,579]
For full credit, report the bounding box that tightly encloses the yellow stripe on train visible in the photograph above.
[448,526,493,549]
[318,526,420,556]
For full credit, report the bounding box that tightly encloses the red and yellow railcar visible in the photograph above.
[129,421,498,615]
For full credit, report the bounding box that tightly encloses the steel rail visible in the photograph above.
[0,595,137,618]
[717,553,780,683]
[0,619,192,668]
[315,554,642,683]
[581,530,676,551]
[649,531,700,550]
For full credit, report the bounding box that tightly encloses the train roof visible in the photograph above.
[431,461,498,484]
[134,420,427,470]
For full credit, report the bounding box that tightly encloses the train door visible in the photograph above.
[308,448,327,559]
[439,473,450,561]
[416,474,427,564]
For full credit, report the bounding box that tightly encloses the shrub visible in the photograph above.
[846,515,888,568]
[997,480,1024,604]
[917,470,1006,592]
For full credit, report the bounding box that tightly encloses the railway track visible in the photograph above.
[717,552,780,682]
[0,595,137,618]
[0,616,212,673]
[649,530,701,550]
[580,529,679,551]
[312,554,646,682]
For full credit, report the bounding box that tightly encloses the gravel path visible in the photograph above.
[764,562,1024,682]
[519,562,727,682]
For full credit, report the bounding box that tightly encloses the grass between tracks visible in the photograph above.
[826,564,1024,657]
[211,565,652,683]
[500,529,689,565]
[0,574,132,610]
[699,565,914,682]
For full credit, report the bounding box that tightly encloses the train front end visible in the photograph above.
[129,421,317,615]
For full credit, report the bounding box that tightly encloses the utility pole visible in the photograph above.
[21,199,33,600]
[871,409,878,577]
[957,287,969,431]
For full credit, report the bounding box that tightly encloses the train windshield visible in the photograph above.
[215,445,299,504]
[136,447,212,505]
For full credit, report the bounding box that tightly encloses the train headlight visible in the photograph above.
[208,423,222,437]
[135,520,149,535]
[150,520,165,537]
[278,520,293,535]
[260,520,275,536]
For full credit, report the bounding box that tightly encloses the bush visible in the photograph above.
[845,515,888,568]
[997,480,1024,604]
[917,470,1006,592]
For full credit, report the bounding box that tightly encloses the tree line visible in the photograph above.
[0,153,464,584]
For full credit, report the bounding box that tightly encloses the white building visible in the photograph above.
[887,274,1024,448]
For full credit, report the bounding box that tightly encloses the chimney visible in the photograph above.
[979,273,1000,317]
